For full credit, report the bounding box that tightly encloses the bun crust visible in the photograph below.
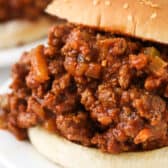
[46,0,168,44]
[0,17,53,48]
[29,127,168,168]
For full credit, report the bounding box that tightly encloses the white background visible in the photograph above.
[0,67,10,168]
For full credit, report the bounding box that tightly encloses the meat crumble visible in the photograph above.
[0,0,52,22]
[0,23,168,153]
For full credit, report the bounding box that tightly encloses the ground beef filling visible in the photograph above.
[0,0,51,22]
[1,23,168,153]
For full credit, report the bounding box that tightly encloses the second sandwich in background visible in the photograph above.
[0,0,53,48]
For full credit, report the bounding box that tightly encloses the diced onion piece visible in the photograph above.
[148,55,167,75]
[144,47,167,75]
[144,47,160,57]
[31,45,49,82]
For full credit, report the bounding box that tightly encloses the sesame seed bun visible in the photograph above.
[46,0,168,44]
[0,17,53,49]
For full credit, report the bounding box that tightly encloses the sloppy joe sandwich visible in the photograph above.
[0,0,168,168]
[0,0,53,48]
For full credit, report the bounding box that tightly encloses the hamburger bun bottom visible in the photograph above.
[29,127,168,168]
[0,17,53,49]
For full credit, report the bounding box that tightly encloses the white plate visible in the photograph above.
[0,39,47,67]
[0,80,60,168]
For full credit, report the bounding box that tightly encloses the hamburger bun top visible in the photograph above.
[46,0,168,44]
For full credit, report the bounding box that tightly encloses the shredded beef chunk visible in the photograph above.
[1,23,168,153]
[0,0,51,22]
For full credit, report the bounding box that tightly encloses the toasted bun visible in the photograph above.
[46,0,168,44]
[29,127,168,168]
[0,17,53,48]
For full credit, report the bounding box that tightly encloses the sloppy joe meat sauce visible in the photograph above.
[0,0,51,22]
[1,23,168,153]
